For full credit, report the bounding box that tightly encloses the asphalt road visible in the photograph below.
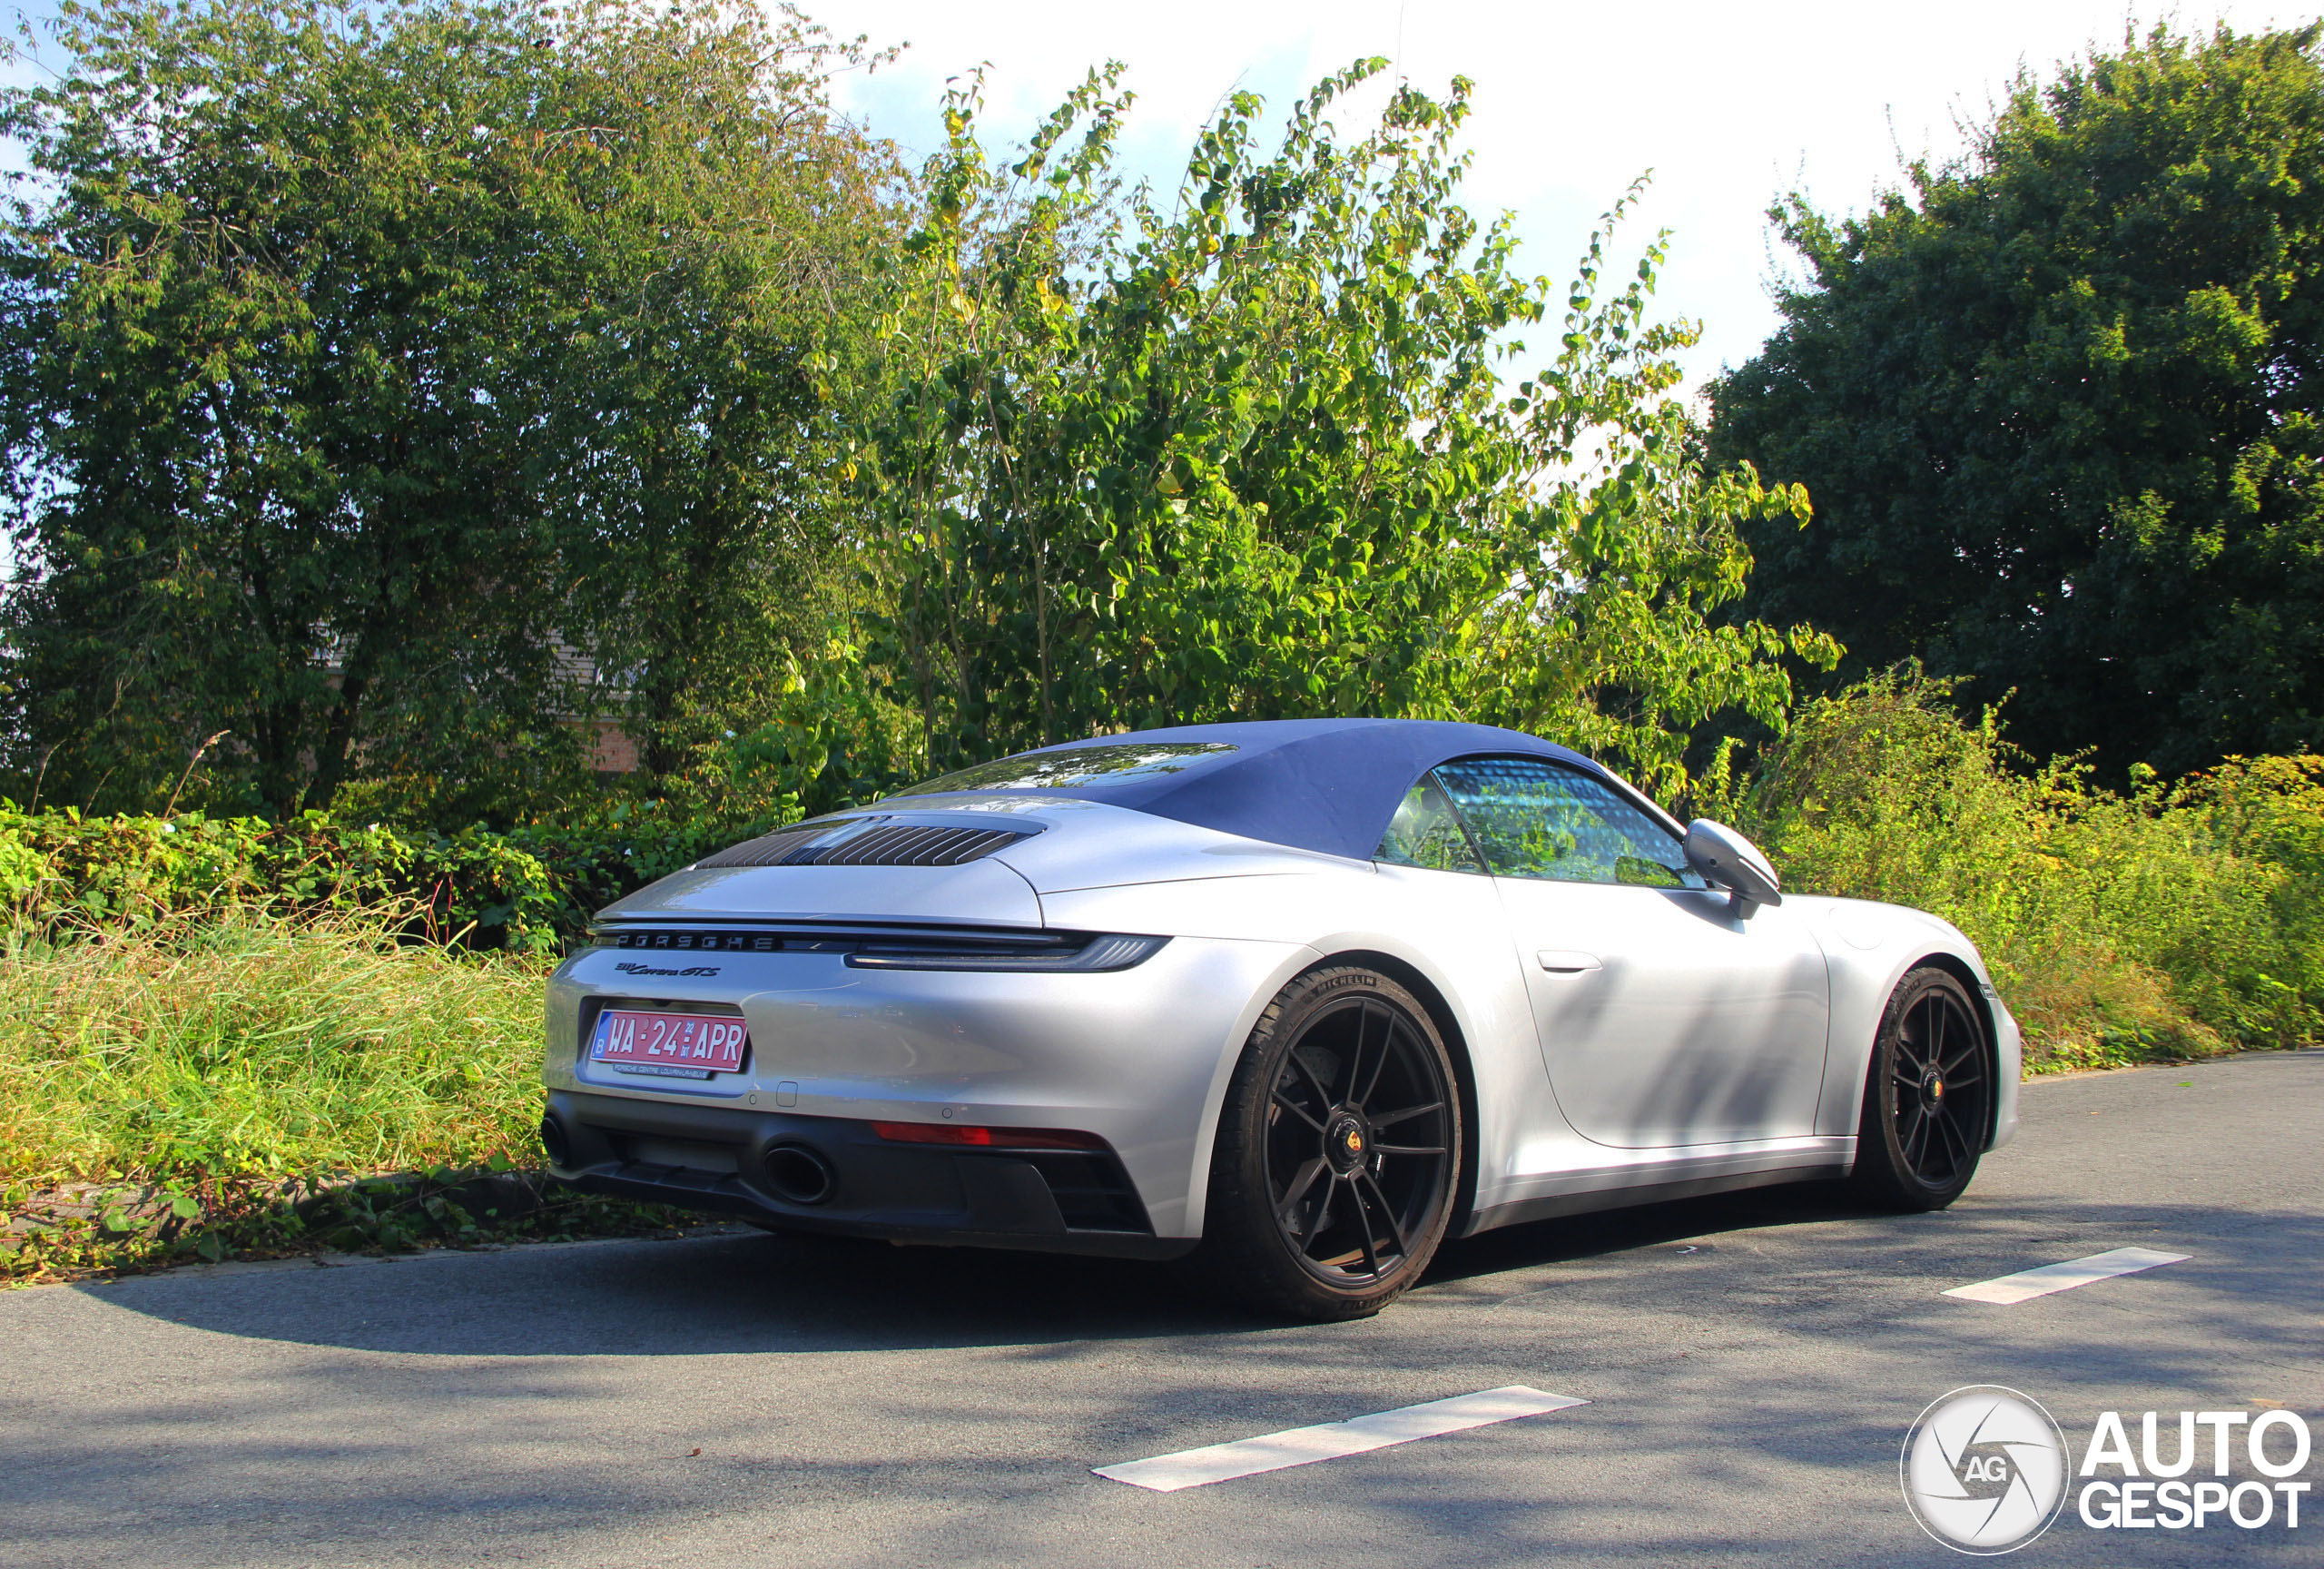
[5,1051,2319,1568]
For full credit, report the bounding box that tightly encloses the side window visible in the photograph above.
[1375,775,1484,873]
[1430,756,1706,888]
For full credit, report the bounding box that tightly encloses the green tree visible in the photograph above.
[524,1,895,784]
[0,0,887,818]
[1709,23,2324,778]
[861,63,1830,794]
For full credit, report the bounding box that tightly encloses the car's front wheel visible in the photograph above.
[1196,965,1462,1320]
[1850,966,1993,1210]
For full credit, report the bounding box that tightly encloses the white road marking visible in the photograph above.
[1091,1386,1588,1492]
[1943,1246,2191,1305]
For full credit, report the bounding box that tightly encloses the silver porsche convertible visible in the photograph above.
[540,718,2019,1318]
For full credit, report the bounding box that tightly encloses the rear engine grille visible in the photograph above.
[809,824,1028,866]
[697,819,1030,869]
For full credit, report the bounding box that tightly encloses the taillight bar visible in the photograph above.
[870,1120,1108,1152]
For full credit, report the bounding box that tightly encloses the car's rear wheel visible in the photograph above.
[1851,966,1992,1210]
[1196,965,1462,1320]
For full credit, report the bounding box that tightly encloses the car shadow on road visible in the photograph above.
[65,1184,1852,1357]
[76,1168,2317,1364]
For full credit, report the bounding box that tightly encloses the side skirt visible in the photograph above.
[1460,1160,1851,1237]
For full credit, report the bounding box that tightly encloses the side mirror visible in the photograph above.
[1683,819,1783,913]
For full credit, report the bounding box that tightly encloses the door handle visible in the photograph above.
[1536,950,1603,974]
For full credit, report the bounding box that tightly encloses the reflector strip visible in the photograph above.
[1091,1386,1588,1492]
[1942,1246,2190,1305]
[869,1120,1107,1151]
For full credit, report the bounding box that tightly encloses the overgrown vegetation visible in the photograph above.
[2,910,547,1177]
[1709,672,2324,1071]
[0,909,691,1283]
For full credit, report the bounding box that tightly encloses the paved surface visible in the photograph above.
[4,1051,2319,1567]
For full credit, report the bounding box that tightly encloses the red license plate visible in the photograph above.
[590,1009,750,1076]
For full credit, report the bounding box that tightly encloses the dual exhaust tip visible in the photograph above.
[537,1112,835,1207]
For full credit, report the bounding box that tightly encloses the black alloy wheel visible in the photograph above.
[1851,966,1992,1210]
[1197,965,1462,1320]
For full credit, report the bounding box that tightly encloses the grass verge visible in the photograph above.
[0,909,693,1285]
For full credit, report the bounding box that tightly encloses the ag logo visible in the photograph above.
[1901,1386,2071,1554]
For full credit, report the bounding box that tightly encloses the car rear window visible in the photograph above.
[890,741,1239,796]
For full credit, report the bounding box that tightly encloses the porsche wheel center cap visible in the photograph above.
[1326,1113,1369,1173]
[1921,1071,1945,1105]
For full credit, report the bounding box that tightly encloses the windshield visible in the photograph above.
[888,741,1238,796]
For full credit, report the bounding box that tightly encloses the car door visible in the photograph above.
[1431,757,1832,1150]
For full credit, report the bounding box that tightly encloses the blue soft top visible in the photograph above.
[888,718,1618,862]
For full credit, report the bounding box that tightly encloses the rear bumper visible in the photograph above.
[544,1089,1196,1260]
[544,933,1315,1239]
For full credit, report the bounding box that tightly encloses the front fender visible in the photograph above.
[1800,897,2022,1152]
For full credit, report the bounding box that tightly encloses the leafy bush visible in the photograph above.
[1707,670,2324,1069]
[0,798,791,951]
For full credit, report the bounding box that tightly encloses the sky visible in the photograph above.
[0,0,2315,386]
[809,0,2318,388]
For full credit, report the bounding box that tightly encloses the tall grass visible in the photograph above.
[1708,671,2324,1069]
[0,909,548,1188]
